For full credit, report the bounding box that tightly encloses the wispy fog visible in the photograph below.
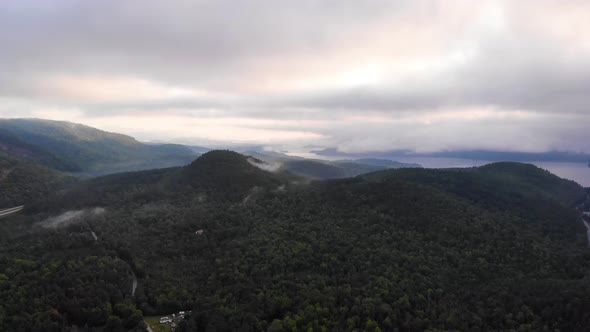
[247,158,282,173]
[39,207,105,228]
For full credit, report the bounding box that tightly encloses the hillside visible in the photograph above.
[281,159,372,179]
[27,151,297,214]
[0,118,197,174]
[1,156,590,331]
[362,162,587,241]
[183,151,294,201]
[0,152,74,209]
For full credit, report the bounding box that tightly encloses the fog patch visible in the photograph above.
[39,207,105,229]
[243,186,264,205]
[247,158,282,172]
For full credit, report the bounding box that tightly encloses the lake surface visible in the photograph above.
[392,157,590,187]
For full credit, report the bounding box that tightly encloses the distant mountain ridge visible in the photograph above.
[0,119,426,179]
[314,147,590,163]
[0,118,198,174]
[244,150,421,179]
[344,158,421,168]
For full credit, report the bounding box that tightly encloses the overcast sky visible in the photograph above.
[1,0,589,154]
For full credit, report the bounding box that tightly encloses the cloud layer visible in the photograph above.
[1,0,589,153]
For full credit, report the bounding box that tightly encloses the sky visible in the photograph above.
[1,0,589,154]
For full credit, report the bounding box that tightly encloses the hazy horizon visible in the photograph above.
[1,1,590,155]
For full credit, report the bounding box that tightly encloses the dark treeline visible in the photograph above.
[1,151,590,331]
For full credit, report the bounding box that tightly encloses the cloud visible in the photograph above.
[0,0,589,153]
[247,158,282,173]
[37,75,206,102]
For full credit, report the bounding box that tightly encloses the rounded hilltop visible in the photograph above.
[185,150,289,202]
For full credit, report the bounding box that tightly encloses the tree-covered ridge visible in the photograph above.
[0,118,197,174]
[1,154,590,331]
[362,162,587,242]
[29,151,296,212]
[0,128,74,171]
[279,159,384,179]
[0,152,74,209]
[183,150,295,201]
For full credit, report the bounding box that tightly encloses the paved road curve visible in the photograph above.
[578,195,590,246]
[0,206,24,218]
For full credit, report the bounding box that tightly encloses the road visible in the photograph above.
[145,323,154,332]
[131,270,138,297]
[583,219,590,246]
[578,194,590,245]
[0,206,24,218]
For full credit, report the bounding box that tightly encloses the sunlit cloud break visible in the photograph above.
[1,0,589,153]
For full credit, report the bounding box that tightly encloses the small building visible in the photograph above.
[160,317,172,324]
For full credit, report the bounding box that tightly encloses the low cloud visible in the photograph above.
[38,208,105,229]
[247,158,282,173]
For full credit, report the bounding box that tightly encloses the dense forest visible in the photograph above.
[1,151,590,331]
[0,153,75,209]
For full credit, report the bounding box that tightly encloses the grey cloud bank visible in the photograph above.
[0,0,589,154]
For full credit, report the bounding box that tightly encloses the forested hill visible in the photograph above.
[277,159,385,179]
[1,153,590,331]
[183,150,296,201]
[29,150,297,212]
[0,118,197,174]
[0,152,74,209]
[362,162,587,241]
